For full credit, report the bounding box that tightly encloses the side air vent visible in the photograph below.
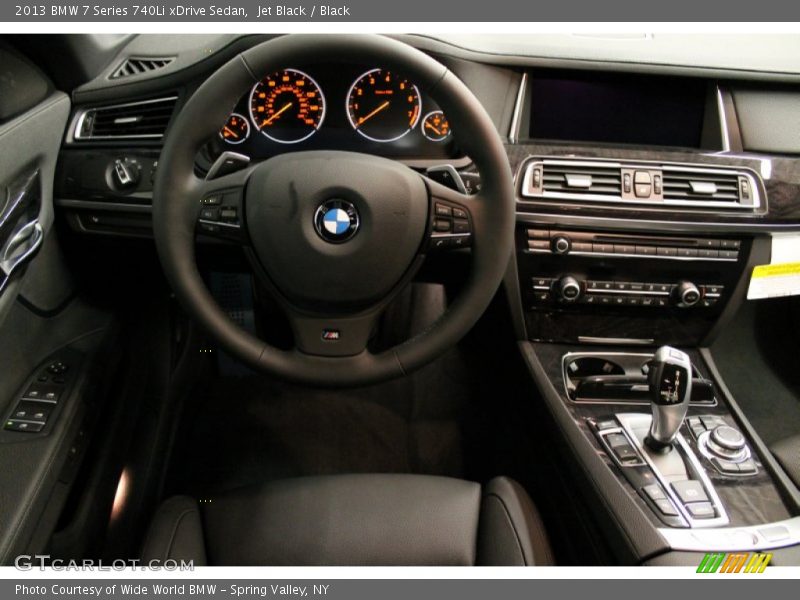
[74,96,178,141]
[521,158,762,212]
[110,57,175,79]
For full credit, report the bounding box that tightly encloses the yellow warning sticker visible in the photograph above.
[752,262,800,278]
[748,262,800,299]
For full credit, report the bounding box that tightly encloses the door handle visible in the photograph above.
[0,220,43,296]
[0,170,40,249]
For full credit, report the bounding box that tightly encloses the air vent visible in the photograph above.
[110,57,174,79]
[74,96,178,141]
[541,163,622,196]
[521,157,762,212]
[662,168,742,203]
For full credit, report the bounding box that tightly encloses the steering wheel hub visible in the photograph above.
[246,150,428,311]
[314,199,360,243]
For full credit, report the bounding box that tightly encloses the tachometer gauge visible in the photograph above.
[219,112,250,144]
[421,110,451,142]
[249,69,325,144]
[347,68,421,143]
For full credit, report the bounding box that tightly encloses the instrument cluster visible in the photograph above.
[210,64,460,160]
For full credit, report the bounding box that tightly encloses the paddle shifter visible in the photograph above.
[645,346,693,451]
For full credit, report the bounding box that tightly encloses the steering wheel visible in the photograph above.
[153,34,514,386]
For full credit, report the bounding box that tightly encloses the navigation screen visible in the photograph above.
[528,73,708,148]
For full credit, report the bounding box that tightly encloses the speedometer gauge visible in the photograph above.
[347,69,421,143]
[249,69,325,144]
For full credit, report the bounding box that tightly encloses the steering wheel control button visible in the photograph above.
[314,199,360,243]
[435,203,452,217]
[434,219,452,233]
[428,200,472,251]
[671,480,709,505]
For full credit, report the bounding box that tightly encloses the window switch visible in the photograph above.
[4,420,44,433]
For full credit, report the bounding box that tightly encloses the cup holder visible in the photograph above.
[565,357,625,379]
[563,352,714,405]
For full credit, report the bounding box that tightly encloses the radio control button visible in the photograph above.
[636,245,656,256]
[572,242,593,252]
[629,282,645,291]
[614,282,630,291]
[592,242,614,254]
[697,239,721,248]
[656,246,677,257]
[698,249,719,259]
[720,239,741,249]
[527,240,549,250]
[719,250,739,260]
[677,248,698,258]
[526,227,549,239]
[614,244,636,254]
[552,236,571,254]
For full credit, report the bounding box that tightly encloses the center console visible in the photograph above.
[509,146,800,564]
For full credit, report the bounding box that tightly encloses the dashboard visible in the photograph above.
[208,62,461,162]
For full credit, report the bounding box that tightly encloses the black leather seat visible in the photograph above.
[142,474,553,566]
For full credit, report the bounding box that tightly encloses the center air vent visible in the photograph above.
[661,168,742,203]
[521,157,762,212]
[74,96,178,141]
[110,57,175,79]
[541,163,622,196]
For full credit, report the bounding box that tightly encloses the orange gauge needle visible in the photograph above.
[425,122,442,135]
[223,126,239,138]
[357,100,390,127]
[262,102,292,127]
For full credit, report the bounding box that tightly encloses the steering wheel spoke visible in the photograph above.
[192,167,253,244]
[422,175,475,253]
[287,310,380,358]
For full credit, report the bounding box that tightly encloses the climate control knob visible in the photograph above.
[557,276,582,302]
[674,281,701,308]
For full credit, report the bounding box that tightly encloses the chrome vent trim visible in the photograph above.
[110,56,175,79]
[520,157,762,212]
[73,96,178,141]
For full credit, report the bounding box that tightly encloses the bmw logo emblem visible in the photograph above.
[314,199,360,243]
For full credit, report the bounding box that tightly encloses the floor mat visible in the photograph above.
[164,347,473,498]
[710,298,800,446]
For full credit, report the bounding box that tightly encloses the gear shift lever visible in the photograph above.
[645,346,693,451]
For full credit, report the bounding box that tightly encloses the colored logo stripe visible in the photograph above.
[697,552,772,573]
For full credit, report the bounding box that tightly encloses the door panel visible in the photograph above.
[0,47,115,563]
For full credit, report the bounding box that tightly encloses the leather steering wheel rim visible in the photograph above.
[152,34,514,386]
